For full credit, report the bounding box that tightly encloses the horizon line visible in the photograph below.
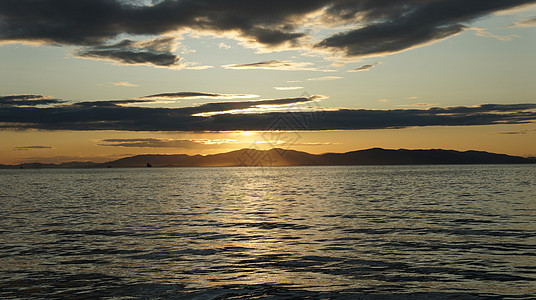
[2,147,535,168]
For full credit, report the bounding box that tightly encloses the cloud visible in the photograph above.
[74,99,155,107]
[348,63,378,72]
[274,87,304,91]
[498,129,536,135]
[110,81,138,87]
[251,140,338,146]
[191,95,325,117]
[1,93,536,132]
[507,17,536,28]
[218,42,231,49]
[76,37,181,67]
[12,146,53,151]
[138,92,259,100]
[179,62,214,70]
[471,28,518,41]
[293,142,339,146]
[222,60,317,71]
[0,0,313,48]
[1,0,533,59]
[396,103,439,107]
[99,138,237,148]
[315,0,535,57]
[0,95,64,106]
[316,21,464,57]
[307,76,343,81]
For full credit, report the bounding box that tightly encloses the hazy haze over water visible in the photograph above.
[1,165,535,299]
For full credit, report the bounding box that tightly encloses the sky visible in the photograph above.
[1,0,536,164]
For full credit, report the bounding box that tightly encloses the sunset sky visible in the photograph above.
[1,0,536,164]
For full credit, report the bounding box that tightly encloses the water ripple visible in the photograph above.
[1,165,535,298]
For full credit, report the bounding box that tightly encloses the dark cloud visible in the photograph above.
[0,0,125,45]
[13,146,53,151]
[3,1,532,58]
[316,0,535,56]
[318,22,463,57]
[0,0,318,47]
[0,95,64,106]
[74,99,154,107]
[188,96,322,116]
[76,37,180,67]
[1,94,535,132]
[427,103,536,114]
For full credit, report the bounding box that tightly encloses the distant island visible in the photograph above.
[1,148,535,169]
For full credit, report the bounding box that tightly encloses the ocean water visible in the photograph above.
[0,165,535,299]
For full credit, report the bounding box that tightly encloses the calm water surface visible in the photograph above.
[1,165,535,299]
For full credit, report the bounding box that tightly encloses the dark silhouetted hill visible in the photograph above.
[1,148,534,169]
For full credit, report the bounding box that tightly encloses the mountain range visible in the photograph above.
[1,148,535,169]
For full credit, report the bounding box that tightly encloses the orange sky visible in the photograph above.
[1,123,535,165]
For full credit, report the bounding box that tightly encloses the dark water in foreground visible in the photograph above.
[1,165,535,299]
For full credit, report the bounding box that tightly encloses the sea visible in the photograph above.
[1,165,535,299]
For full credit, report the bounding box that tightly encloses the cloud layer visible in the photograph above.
[0,95,65,106]
[12,145,53,151]
[139,92,259,100]
[1,0,534,61]
[222,60,317,71]
[99,138,237,148]
[1,93,535,132]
